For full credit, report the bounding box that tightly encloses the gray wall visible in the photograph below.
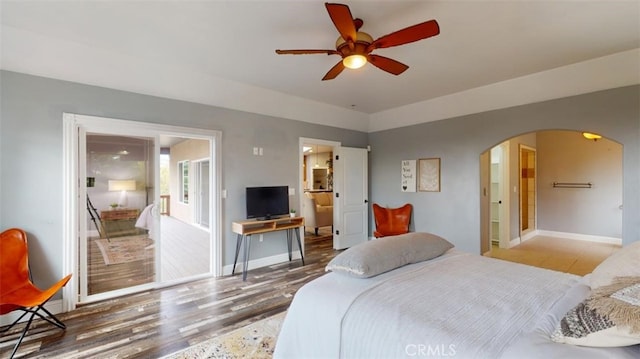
[2,70,638,291]
[537,131,623,237]
[369,85,640,254]
[0,70,368,290]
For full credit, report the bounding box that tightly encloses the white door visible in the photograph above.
[194,159,210,228]
[490,142,510,248]
[333,147,368,249]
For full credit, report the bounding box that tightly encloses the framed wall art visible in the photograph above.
[418,158,441,192]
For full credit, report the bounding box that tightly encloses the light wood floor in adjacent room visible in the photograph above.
[484,235,620,276]
[1,232,618,358]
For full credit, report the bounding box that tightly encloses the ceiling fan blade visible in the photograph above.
[276,49,339,55]
[368,54,409,75]
[368,20,440,51]
[322,61,346,81]
[325,3,356,44]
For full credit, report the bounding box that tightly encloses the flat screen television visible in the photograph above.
[246,186,289,220]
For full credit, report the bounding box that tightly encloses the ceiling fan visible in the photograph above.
[275,2,440,81]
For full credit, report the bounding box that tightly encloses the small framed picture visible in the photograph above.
[418,158,440,192]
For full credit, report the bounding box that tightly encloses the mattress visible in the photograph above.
[274,250,640,358]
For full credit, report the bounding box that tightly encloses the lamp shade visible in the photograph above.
[108,180,136,191]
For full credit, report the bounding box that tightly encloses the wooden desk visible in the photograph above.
[231,217,305,281]
[100,209,140,238]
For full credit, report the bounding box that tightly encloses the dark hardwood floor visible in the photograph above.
[1,232,337,358]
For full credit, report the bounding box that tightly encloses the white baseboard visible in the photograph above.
[508,237,521,248]
[0,299,63,326]
[531,230,622,245]
[222,251,302,276]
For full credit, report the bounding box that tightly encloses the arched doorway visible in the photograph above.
[480,130,623,256]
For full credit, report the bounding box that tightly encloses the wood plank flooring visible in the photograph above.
[1,232,616,358]
[88,215,210,295]
[158,216,209,281]
[1,233,336,358]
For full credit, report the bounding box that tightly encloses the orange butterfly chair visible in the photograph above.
[0,228,72,358]
[372,203,412,238]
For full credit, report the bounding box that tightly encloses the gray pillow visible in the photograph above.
[325,232,454,278]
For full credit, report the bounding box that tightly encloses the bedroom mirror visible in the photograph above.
[480,130,622,255]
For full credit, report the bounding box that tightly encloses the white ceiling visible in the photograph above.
[1,1,639,130]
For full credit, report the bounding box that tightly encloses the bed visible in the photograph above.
[274,232,640,358]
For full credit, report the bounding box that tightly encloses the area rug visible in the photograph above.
[163,311,286,359]
[95,235,154,265]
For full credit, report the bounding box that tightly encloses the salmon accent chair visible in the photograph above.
[372,203,412,238]
[0,228,72,358]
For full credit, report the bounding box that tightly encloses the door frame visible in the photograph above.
[62,113,222,309]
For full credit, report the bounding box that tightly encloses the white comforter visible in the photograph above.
[274,250,640,358]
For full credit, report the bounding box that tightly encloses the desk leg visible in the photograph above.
[232,234,243,275]
[242,234,252,281]
[295,227,305,266]
[286,229,292,261]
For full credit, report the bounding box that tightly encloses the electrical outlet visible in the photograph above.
[259,147,264,156]
[259,234,263,242]
[253,147,259,155]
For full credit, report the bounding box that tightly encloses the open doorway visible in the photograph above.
[298,138,369,251]
[480,130,622,257]
[300,140,336,240]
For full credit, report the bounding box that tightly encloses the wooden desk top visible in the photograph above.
[232,216,304,236]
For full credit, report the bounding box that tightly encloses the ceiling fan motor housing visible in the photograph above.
[336,31,373,57]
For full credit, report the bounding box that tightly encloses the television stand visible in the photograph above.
[231,216,305,281]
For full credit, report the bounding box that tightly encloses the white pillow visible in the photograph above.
[553,326,640,347]
[325,232,453,278]
[552,277,640,347]
[590,241,640,289]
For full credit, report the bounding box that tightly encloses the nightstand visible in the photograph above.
[100,209,141,238]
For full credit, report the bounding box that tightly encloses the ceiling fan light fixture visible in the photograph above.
[343,54,367,69]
